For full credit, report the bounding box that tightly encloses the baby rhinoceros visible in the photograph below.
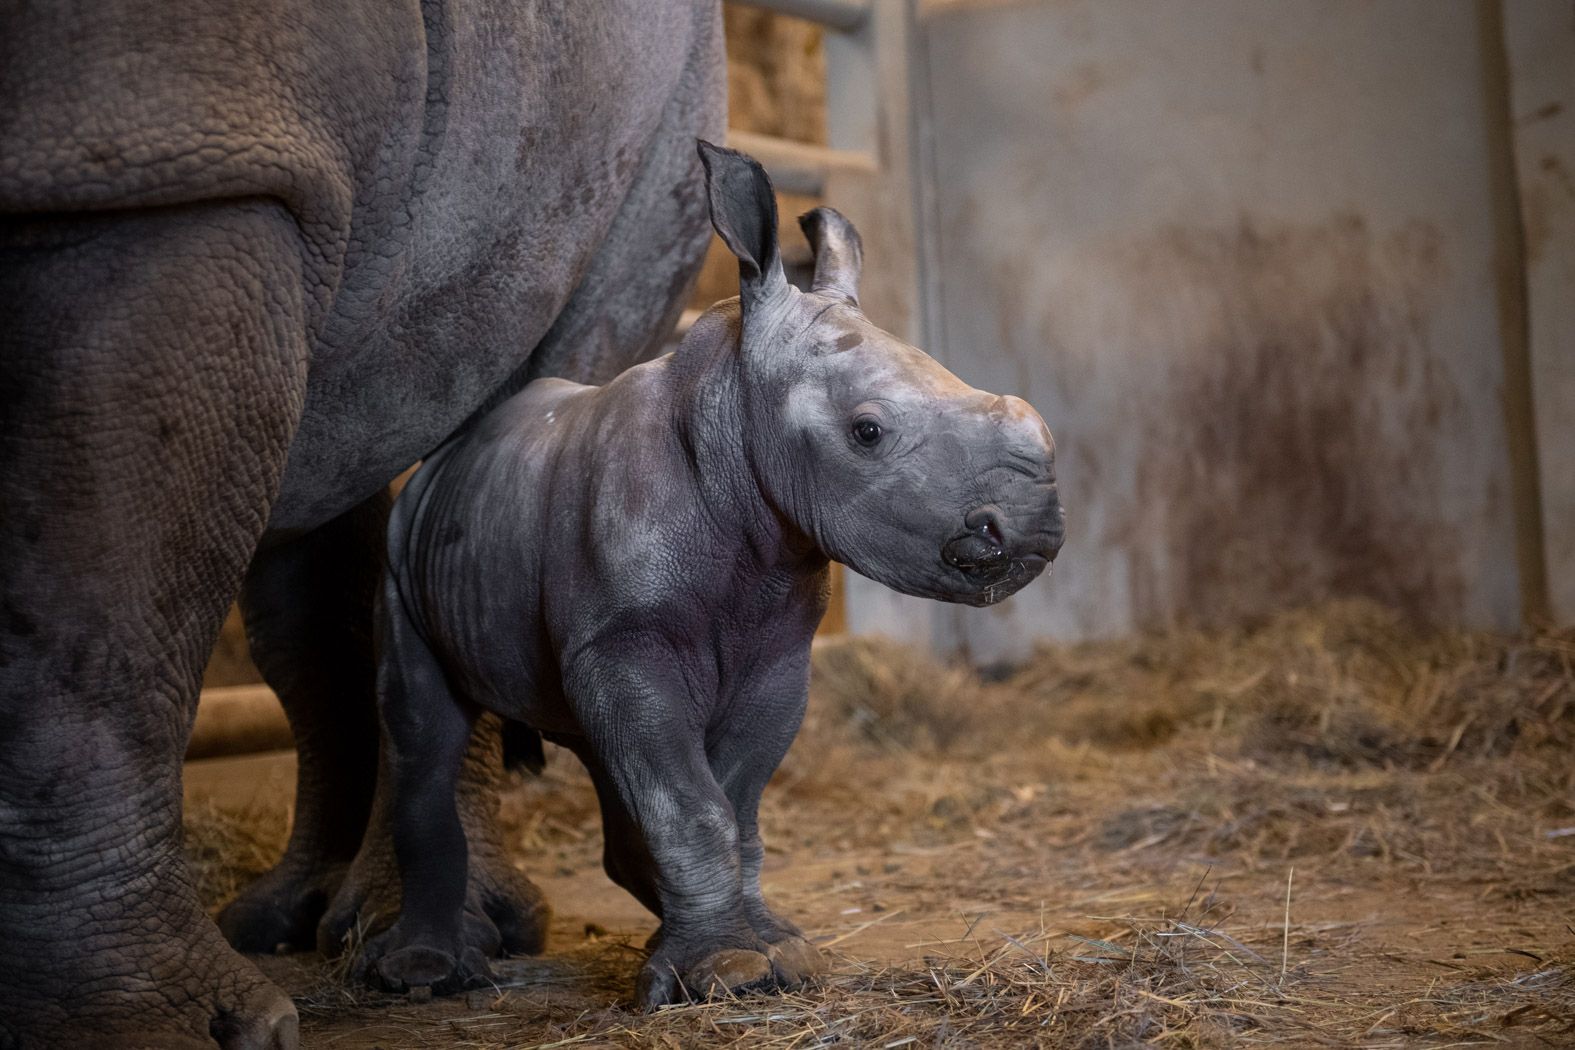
[362,141,1066,1007]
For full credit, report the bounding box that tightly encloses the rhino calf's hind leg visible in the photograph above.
[217,491,389,954]
[351,579,493,994]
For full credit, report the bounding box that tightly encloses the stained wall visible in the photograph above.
[843,0,1559,659]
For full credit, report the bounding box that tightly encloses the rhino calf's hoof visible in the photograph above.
[687,947,774,998]
[367,941,494,996]
[765,935,828,987]
[637,947,774,1009]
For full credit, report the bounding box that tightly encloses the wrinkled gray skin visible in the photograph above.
[365,143,1066,1008]
[0,3,723,1048]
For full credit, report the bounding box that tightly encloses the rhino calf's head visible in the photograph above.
[698,142,1065,606]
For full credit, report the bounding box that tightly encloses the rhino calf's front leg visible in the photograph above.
[568,650,781,1008]
[705,651,828,986]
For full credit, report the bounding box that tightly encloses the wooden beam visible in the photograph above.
[187,685,292,760]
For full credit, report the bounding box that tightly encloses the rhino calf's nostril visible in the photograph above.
[964,505,1004,545]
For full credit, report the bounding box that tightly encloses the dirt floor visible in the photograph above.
[184,602,1575,1047]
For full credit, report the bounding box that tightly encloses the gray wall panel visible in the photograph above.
[914,0,1525,656]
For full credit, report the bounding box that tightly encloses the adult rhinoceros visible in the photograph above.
[0,2,723,1046]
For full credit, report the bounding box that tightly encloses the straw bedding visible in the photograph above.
[186,600,1575,1047]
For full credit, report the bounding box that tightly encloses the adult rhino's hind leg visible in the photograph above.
[0,202,308,1049]
[454,716,555,955]
[217,492,389,954]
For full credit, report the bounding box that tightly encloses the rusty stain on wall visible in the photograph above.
[1516,154,1575,271]
[1088,215,1466,628]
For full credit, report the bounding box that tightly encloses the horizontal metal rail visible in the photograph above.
[725,130,876,197]
[727,0,871,32]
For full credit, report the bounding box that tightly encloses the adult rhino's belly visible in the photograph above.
[267,220,585,533]
[264,2,704,534]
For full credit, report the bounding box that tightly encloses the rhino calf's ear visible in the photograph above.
[798,207,863,307]
[697,139,788,312]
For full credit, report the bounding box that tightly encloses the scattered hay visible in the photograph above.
[1003,600,1574,769]
[1416,959,1575,1040]
[255,915,1575,1049]
[807,634,981,752]
[182,601,1575,1048]
[184,796,289,912]
[625,918,1303,1049]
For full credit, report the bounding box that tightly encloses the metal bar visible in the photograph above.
[727,0,871,32]
[725,130,877,197]
[1480,0,1550,624]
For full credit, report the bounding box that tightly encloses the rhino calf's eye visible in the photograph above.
[853,419,883,447]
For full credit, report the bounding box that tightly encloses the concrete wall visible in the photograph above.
[843,0,1540,660]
